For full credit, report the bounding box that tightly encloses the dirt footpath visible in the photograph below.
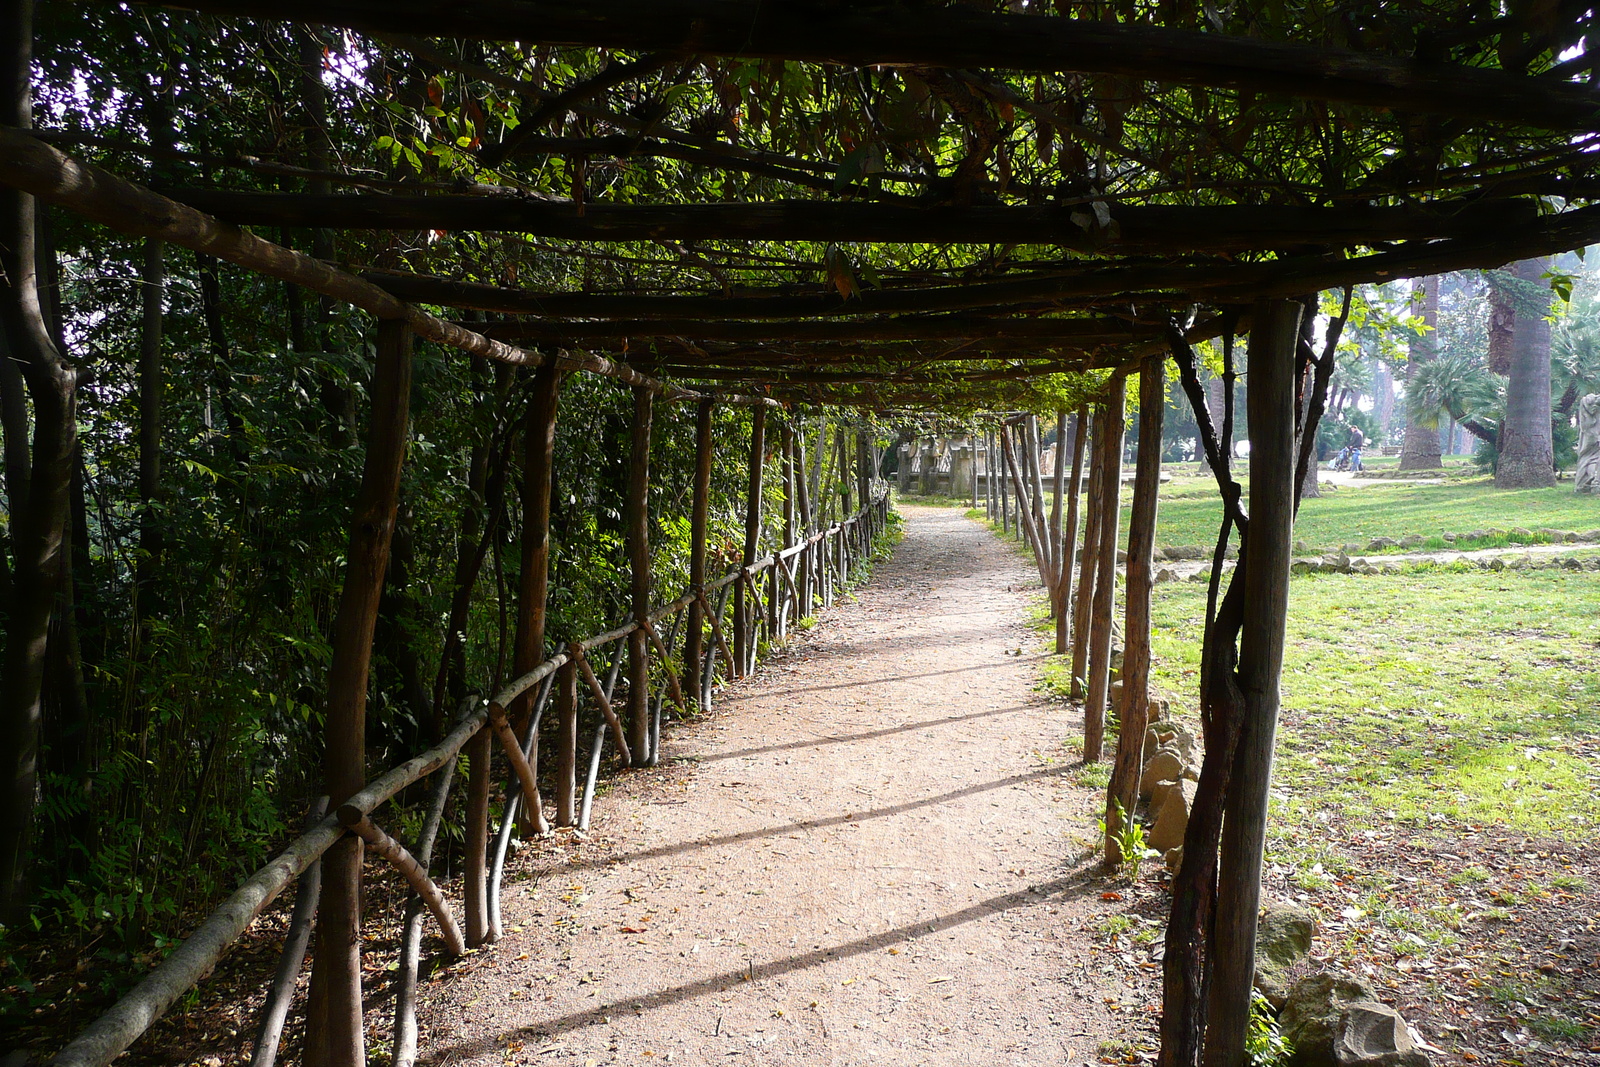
[418,504,1142,1067]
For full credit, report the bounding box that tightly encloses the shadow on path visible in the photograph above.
[692,702,1040,764]
[428,870,1101,1059]
[560,766,1065,875]
[715,655,1050,703]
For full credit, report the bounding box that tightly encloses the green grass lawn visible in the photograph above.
[1146,567,1600,841]
[1134,474,1600,552]
[929,469,1600,555]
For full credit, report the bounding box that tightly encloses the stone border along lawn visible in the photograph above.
[1045,561,1600,1067]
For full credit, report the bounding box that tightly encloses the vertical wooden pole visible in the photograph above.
[625,386,654,765]
[782,421,797,634]
[1084,374,1127,763]
[1026,416,1051,573]
[303,319,412,1067]
[1105,357,1164,864]
[999,430,1010,533]
[1049,410,1067,615]
[510,363,559,825]
[1001,425,1052,589]
[555,660,579,825]
[795,431,813,616]
[734,408,766,675]
[1056,407,1088,655]
[684,399,713,704]
[1203,301,1301,1067]
[856,427,872,516]
[1071,406,1105,700]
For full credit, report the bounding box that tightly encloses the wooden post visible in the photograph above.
[1001,425,1052,589]
[733,408,766,674]
[795,429,813,616]
[856,427,871,517]
[999,429,1011,533]
[1056,407,1088,655]
[303,319,411,1067]
[684,399,713,704]
[510,363,559,823]
[554,659,579,824]
[1084,374,1127,763]
[625,385,654,765]
[1049,410,1068,616]
[1105,358,1164,864]
[782,421,797,634]
[1203,300,1301,1067]
[1071,406,1105,700]
[1026,416,1052,574]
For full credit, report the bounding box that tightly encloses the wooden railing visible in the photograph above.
[50,491,893,1067]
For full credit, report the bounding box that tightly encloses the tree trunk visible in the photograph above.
[626,386,656,763]
[1202,299,1299,1067]
[733,409,766,677]
[0,0,78,922]
[1056,406,1087,656]
[1199,374,1228,474]
[1105,359,1162,865]
[1400,275,1443,470]
[1496,258,1557,488]
[684,400,713,703]
[1071,407,1105,701]
[509,364,560,825]
[135,236,164,610]
[1049,410,1067,619]
[304,319,413,1067]
[1084,375,1127,764]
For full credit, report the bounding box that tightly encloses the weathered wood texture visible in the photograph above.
[173,190,1537,250]
[248,798,326,1067]
[0,131,719,397]
[685,399,714,705]
[337,807,466,956]
[148,0,1600,127]
[1084,373,1126,764]
[1105,357,1163,865]
[1070,406,1105,700]
[304,319,412,1067]
[1203,300,1301,1067]
[1056,407,1088,656]
[734,409,767,676]
[625,386,654,763]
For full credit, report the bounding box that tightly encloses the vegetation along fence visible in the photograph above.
[52,466,890,1067]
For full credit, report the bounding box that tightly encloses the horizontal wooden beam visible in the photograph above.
[151,0,1600,128]
[481,315,1157,344]
[171,188,1537,252]
[0,128,774,408]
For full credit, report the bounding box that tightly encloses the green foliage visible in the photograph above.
[1099,799,1152,881]
[1247,988,1290,1067]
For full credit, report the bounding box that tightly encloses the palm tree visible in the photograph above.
[1553,307,1600,417]
[1494,258,1558,488]
[1400,275,1444,470]
[1406,352,1501,447]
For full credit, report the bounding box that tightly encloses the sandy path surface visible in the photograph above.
[416,504,1141,1067]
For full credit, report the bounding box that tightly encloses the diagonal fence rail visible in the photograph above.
[49,492,892,1067]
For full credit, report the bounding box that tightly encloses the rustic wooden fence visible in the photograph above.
[48,484,891,1067]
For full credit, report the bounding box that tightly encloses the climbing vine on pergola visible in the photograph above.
[4,1,1599,1065]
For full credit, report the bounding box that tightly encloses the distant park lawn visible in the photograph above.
[1141,473,1600,551]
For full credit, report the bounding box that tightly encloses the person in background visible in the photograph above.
[1347,424,1366,472]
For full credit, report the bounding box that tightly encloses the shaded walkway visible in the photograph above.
[418,505,1142,1066]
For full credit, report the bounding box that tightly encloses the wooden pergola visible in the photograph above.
[4,1,1598,1065]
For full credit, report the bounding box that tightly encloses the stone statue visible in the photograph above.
[1578,393,1600,495]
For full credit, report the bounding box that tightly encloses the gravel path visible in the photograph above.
[416,504,1141,1067]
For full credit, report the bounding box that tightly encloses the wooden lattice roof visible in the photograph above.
[19,0,1600,406]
